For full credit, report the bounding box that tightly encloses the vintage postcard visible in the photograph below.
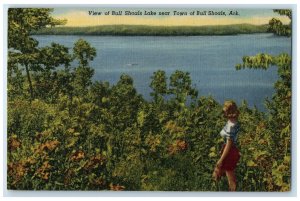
[7,6,292,192]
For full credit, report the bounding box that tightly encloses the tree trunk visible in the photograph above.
[25,64,34,100]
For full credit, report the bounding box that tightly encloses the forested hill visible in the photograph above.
[32,24,268,36]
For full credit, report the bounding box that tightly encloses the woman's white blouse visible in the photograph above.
[220,120,240,144]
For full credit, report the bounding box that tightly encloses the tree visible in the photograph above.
[169,70,198,109]
[73,39,96,67]
[8,8,69,100]
[150,70,168,104]
[236,9,292,191]
[71,39,97,96]
[8,8,66,51]
[268,9,292,36]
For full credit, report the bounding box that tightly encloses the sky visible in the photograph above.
[51,8,291,27]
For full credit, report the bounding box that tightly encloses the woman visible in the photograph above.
[213,100,241,191]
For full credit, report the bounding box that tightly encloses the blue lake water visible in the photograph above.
[33,34,291,111]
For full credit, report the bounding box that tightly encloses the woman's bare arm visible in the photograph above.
[217,139,233,167]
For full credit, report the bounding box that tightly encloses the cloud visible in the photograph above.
[55,11,291,27]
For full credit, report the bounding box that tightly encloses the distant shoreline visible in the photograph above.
[31,24,269,36]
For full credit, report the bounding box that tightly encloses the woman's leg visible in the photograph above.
[225,170,237,191]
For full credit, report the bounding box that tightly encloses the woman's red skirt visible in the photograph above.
[220,144,240,171]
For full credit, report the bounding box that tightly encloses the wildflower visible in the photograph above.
[44,140,60,151]
[8,135,21,151]
[70,150,85,161]
[176,139,188,151]
[109,183,125,191]
[84,154,106,170]
[35,161,51,180]
[8,162,27,184]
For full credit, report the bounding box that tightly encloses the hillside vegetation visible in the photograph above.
[8,8,291,191]
[32,24,268,36]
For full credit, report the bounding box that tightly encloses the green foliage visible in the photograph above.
[235,53,291,191]
[39,43,72,69]
[150,70,167,104]
[273,9,292,20]
[267,9,292,36]
[73,39,96,67]
[9,66,290,191]
[169,70,198,105]
[234,10,292,191]
[8,8,66,51]
[7,8,291,192]
[72,66,95,96]
[8,8,69,100]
